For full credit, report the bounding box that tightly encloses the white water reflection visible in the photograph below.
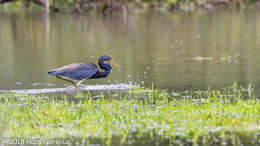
[0,84,132,94]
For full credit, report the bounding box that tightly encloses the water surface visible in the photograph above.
[0,10,260,91]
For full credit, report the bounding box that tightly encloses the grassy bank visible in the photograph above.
[0,83,259,145]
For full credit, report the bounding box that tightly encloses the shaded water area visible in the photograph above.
[0,10,260,92]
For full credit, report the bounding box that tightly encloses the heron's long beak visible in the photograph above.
[110,59,126,72]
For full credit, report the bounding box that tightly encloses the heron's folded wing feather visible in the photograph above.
[48,63,98,80]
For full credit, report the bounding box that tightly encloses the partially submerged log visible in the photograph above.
[31,0,49,13]
[0,0,50,13]
[0,0,15,4]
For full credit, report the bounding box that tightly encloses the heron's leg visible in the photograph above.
[73,83,79,89]
[73,83,77,93]
[73,83,80,94]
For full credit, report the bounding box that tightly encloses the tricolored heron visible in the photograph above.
[47,55,126,89]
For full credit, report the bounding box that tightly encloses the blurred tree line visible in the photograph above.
[0,0,259,13]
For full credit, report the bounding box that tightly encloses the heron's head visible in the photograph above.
[100,55,126,72]
[101,55,112,62]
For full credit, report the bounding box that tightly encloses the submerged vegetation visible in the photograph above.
[0,83,259,145]
[0,0,260,13]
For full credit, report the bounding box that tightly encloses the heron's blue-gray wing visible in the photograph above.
[48,63,98,81]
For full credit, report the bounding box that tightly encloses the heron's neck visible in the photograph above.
[90,59,112,79]
[98,58,111,70]
[98,68,111,77]
[90,68,111,79]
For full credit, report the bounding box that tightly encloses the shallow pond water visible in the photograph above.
[1,9,260,146]
[0,10,260,92]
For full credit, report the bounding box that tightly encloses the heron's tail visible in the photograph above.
[47,70,58,76]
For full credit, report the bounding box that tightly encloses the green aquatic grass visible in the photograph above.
[0,84,259,145]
